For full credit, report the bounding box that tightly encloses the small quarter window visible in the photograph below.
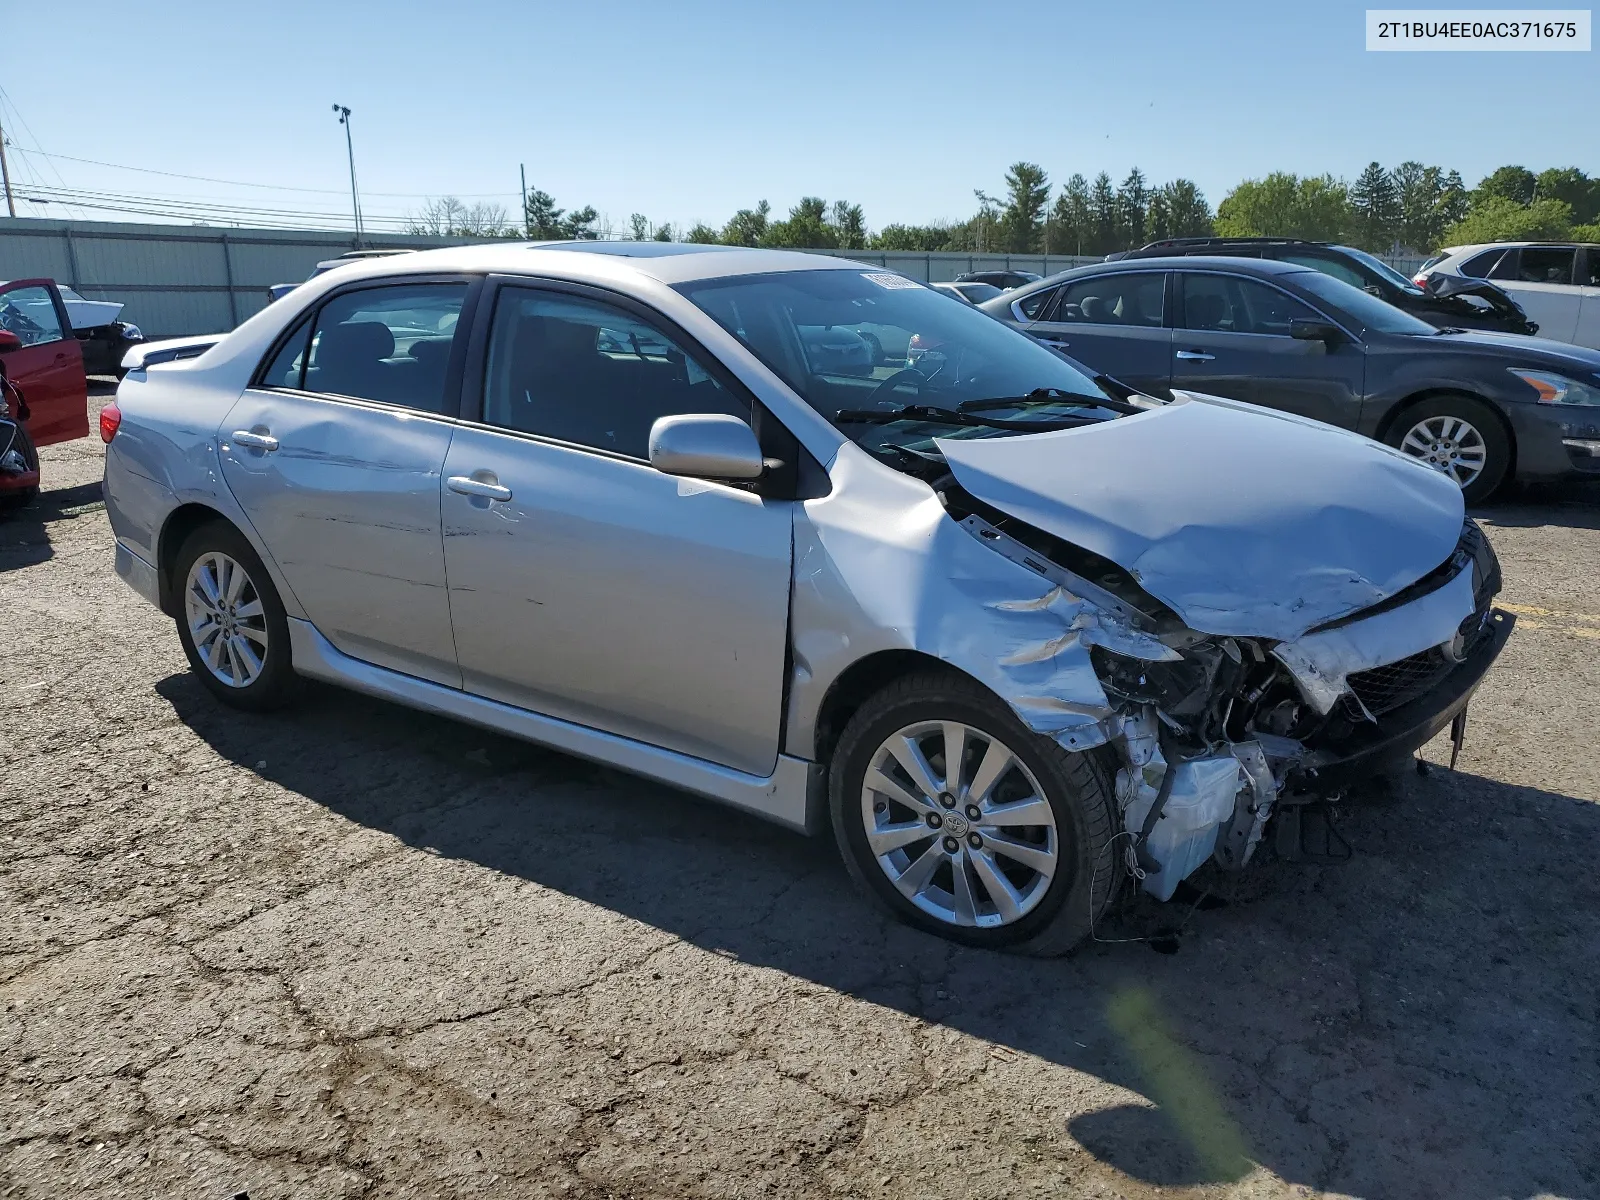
[1459,248,1507,278]
[1016,287,1059,320]
[260,317,312,390]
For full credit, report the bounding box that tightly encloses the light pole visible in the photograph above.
[332,104,363,246]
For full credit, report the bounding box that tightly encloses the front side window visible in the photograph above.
[1180,274,1316,335]
[481,287,746,458]
[1516,247,1575,285]
[1054,273,1165,327]
[300,283,467,414]
[0,286,65,347]
[1281,253,1366,290]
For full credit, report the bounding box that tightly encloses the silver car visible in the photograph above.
[103,243,1512,953]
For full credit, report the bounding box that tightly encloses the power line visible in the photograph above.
[10,145,520,200]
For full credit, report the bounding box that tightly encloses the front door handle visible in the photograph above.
[231,429,280,451]
[1035,334,1071,347]
[1175,349,1215,361]
[448,475,513,502]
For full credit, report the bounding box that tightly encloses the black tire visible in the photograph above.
[829,669,1120,955]
[172,520,299,711]
[1383,394,1511,505]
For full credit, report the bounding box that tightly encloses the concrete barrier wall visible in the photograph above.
[0,217,1429,338]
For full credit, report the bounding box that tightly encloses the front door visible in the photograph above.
[441,282,793,776]
[0,281,88,447]
[1023,270,1173,397]
[219,279,473,687]
[1170,271,1365,429]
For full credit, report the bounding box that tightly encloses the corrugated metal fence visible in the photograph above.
[0,216,1430,339]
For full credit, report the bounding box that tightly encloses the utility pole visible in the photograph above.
[332,104,363,246]
[0,111,15,218]
[519,163,528,239]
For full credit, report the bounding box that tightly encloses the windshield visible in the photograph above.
[1334,245,1425,294]
[676,269,1119,456]
[1287,269,1438,336]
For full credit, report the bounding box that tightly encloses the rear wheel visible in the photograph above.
[829,670,1119,955]
[173,521,298,711]
[1385,394,1510,504]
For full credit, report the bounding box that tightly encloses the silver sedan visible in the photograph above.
[102,243,1511,952]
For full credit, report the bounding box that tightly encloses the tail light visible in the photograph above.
[99,402,122,443]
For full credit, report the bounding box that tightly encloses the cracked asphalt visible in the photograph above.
[2,385,1597,1199]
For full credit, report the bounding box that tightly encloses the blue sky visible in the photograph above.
[4,0,1595,234]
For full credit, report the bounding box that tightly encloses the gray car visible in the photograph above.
[103,243,1511,953]
[980,257,1600,502]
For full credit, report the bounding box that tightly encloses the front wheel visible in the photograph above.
[829,670,1119,955]
[173,521,299,711]
[1385,395,1510,505]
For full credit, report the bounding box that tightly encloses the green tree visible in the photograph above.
[763,197,835,248]
[830,200,868,250]
[1048,173,1092,255]
[871,222,956,251]
[1535,167,1598,225]
[720,200,771,246]
[1574,222,1600,243]
[683,222,720,244]
[653,223,673,241]
[1475,165,1537,206]
[997,162,1050,253]
[1438,170,1471,233]
[1116,168,1150,249]
[628,213,650,241]
[1216,173,1349,241]
[1160,179,1213,238]
[1088,172,1117,255]
[1350,161,1399,250]
[1444,195,1574,245]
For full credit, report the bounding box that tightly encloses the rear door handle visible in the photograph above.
[231,430,280,451]
[1035,334,1071,348]
[448,475,513,502]
[1175,349,1215,361]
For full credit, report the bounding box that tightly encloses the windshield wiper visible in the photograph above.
[957,386,1146,416]
[833,403,1099,433]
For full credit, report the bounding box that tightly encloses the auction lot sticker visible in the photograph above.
[1367,9,1590,49]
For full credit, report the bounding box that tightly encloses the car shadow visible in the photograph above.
[1474,480,1600,530]
[0,480,104,571]
[154,671,1600,1198]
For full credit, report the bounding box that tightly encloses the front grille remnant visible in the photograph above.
[1344,615,1495,719]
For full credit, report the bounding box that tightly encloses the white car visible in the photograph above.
[1417,242,1600,349]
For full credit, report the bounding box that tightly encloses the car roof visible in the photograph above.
[296,241,883,288]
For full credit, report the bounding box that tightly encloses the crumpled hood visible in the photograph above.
[936,392,1465,642]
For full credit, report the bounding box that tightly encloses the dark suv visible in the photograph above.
[1110,238,1537,336]
[953,270,1041,291]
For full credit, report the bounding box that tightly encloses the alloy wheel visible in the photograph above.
[1398,414,1487,489]
[859,720,1058,928]
[184,551,269,688]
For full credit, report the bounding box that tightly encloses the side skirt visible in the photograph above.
[287,618,822,834]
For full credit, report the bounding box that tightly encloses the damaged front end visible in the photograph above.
[931,472,1512,900]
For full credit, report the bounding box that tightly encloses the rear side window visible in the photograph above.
[481,287,747,459]
[1516,247,1575,285]
[1053,274,1165,327]
[301,283,468,414]
[1459,248,1508,278]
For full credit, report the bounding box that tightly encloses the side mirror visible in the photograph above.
[0,330,22,353]
[1290,318,1343,344]
[648,413,765,481]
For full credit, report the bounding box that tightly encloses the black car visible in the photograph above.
[979,257,1600,502]
[1109,238,1537,336]
[953,270,1041,291]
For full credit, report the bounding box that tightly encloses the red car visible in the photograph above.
[0,278,90,506]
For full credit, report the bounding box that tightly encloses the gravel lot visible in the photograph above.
[3,385,1597,1200]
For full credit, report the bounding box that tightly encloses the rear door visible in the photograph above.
[219,278,475,687]
[1022,271,1172,396]
[1575,248,1600,351]
[1494,247,1582,343]
[0,281,88,447]
[1170,271,1365,429]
